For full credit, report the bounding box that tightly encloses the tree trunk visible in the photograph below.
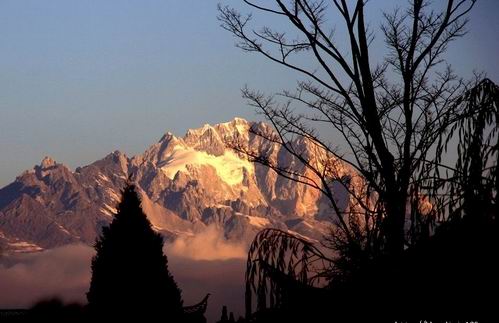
[384,189,407,256]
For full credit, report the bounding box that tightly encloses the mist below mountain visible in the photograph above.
[0,243,246,322]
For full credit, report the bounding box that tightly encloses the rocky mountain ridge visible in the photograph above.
[0,118,351,253]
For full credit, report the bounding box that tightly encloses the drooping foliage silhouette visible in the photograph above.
[87,182,184,320]
[243,79,499,322]
[244,228,332,316]
[434,78,499,221]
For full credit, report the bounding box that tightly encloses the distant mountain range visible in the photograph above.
[0,118,352,253]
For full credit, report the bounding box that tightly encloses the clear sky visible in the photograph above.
[1,0,498,187]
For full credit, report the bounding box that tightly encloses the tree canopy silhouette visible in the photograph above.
[219,0,498,321]
[243,78,499,322]
[219,0,477,258]
[87,182,184,320]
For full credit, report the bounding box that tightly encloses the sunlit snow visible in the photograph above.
[159,147,254,186]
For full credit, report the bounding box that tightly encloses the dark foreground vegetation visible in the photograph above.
[1,183,209,323]
[238,77,498,323]
[218,0,499,322]
[1,1,498,322]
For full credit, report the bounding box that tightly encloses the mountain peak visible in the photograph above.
[40,156,56,169]
[159,132,175,143]
[210,118,251,141]
[106,150,126,159]
[232,117,249,124]
[217,117,250,129]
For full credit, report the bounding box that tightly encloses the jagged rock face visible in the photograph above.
[0,152,129,252]
[0,118,352,253]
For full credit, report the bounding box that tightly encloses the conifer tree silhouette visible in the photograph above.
[87,182,183,320]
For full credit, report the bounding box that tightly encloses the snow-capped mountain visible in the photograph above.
[0,118,351,253]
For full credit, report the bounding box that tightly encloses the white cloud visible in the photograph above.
[165,225,247,261]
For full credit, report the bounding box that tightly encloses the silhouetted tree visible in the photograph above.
[218,1,499,321]
[87,183,183,320]
[219,0,494,314]
[242,80,499,322]
[219,0,476,258]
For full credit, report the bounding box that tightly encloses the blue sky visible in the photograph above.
[1,0,498,187]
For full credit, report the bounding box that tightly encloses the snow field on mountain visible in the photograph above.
[159,146,254,186]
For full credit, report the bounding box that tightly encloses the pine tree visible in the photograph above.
[87,183,183,320]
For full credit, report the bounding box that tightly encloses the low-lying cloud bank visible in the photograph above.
[166,225,247,261]
[0,232,247,322]
[0,244,93,308]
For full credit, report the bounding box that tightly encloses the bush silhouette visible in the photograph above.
[27,298,86,323]
[87,183,183,320]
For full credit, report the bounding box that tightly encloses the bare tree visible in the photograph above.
[218,0,476,258]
